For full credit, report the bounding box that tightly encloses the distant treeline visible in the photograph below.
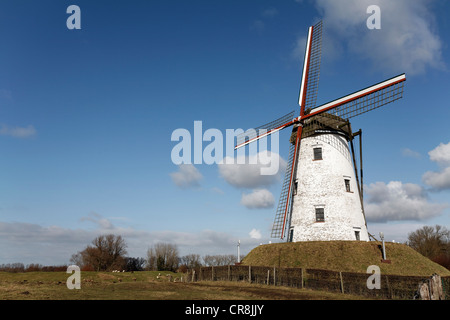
[0,263,68,273]
[2,225,447,273]
[0,253,244,273]
[0,235,244,273]
[69,235,244,273]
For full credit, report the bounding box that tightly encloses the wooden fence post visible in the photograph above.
[273,267,276,286]
[267,269,270,285]
[211,266,214,281]
[248,265,252,283]
[385,275,392,299]
[339,272,344,294]
[301,268,304,289]
[228,265,231,281]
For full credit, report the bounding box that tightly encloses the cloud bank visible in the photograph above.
[311,0,445,75]
[423,142,450,190]
[364,181,448,222]
[0,213,265,266]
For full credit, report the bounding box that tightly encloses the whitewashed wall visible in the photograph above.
[289,132,369,242]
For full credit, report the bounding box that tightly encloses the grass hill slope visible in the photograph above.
[241,241,450,277]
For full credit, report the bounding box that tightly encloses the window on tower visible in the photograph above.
[313,147,322,160]
[315,207,324,222]
[344,179,351,192]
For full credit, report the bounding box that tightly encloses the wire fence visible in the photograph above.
[185,265,449,300]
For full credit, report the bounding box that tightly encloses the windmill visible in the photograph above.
[235,21,406,242]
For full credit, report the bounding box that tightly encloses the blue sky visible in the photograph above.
[1,0,449,265]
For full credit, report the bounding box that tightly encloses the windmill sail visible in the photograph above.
[304,74,405,121]
[235,110,296,149]
[272,21,324,239]
[302,20,323,111]
[327,75,405,120]
[271,137,299,238]
[272,21,323,239]
[299,20,323,114]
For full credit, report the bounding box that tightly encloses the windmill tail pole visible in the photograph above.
[349,126,363,206]
[358,129,366,228]
[350,128,367,229]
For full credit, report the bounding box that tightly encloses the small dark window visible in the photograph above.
[355,231,360,241]
[345,179,351,192]
[289,229,294,242]
[313,147,322,160]
[293,181,298,195]
[315,208,324,222]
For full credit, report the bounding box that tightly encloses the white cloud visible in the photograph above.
[0,213,266,265]
[211,187,225,195]
[79,212,114,229]
[312,0,445,75]
[218,152,286,189]
[422,142,450,190]
[428,142,450,167]
[240,189,275,209]
[249,228,262,240]
[169,164,203,188]
[423,168,450,191]
[0,124,36,139]
[401,148,421,159]
[364,181,448,222]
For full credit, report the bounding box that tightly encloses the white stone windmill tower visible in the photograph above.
[235,21,406,242]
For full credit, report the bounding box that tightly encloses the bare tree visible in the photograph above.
[407,225,449,259]
[203,254,239,266]
[146,242,179,271]
[0,263,25,273]
[73,234,128,271]
[70,252,84,267]
[180,254,202,269]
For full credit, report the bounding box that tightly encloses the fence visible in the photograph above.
[185,265,450,300]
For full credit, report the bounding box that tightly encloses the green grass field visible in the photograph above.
[0,271,371,300]
[3,242,446,300]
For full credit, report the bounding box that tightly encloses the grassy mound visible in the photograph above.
[241,241,450,277]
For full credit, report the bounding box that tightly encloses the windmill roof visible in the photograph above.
[290,112,352,144]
